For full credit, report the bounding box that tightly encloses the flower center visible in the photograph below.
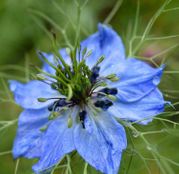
[37,48,119,127]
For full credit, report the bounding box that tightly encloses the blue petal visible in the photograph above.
[74,110,127,174]
[32,110,76,174]
[109,88,165,124]
[81,24,125,70]
[109,58,164,102]
[9,80,59,109]
[13,108,50,159]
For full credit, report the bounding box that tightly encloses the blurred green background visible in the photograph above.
[0,0,179,174]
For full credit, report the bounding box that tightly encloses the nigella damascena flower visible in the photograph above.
[9,24,166,174]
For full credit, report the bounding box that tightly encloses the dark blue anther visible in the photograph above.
[48,98,68,111]
[56,98,68,107]
[99,88,118,95]
[109,88,118,95]
[48,104,54,111]
[94,99,113,110]
[79,110,86,129]
[90,66,100,83]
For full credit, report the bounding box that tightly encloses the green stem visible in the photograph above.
[104,0,123,24]
[66,155,72,174]
[14,159,20,174]
[83,162,88,174]
[127,124,168,174]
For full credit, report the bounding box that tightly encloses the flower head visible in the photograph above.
[9,24,166,174]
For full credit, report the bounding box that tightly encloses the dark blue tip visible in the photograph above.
[99,88,118,95]
[48,98,68,112]
[79,110,86,129]
[94,99,113,110]
[57,98,67,107]
[90,66,100,83]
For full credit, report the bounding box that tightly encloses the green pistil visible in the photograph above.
[48,53,92,103]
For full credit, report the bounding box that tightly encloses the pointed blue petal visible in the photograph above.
[109,88,165,124]
[109,58,164,102]
[81,24,125,70]
[9,80,59,109]
[13,108,50,159]
[74,110,126,174]
[32,111,76,174]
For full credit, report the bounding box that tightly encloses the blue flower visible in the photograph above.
[9,24,166,174]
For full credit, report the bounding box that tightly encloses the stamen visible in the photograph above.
[82,47,87,58]
[56,98,68,107]
[51,82,59,90]
[38,97,64,103]
[67,116,73,128]
[40,125,48,132]
[48,104,54,112]
[106,74,119,82]
[106,95,117,101]
[95,55,105,66]
[84,50,92,59]
[90,66,100,84]
[99,88,118,95]
[48,98,69,112]
[94,100,113,110]
[79,110,86,129]
[36,74,47,81]
[48,112,59,120]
